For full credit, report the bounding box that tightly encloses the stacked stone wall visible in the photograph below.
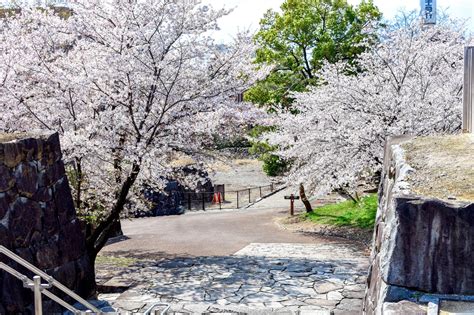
[363,136,474,314]
[0,132,94,314]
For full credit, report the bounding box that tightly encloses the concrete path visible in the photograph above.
[102,188,344,257]
[98,189,369,314]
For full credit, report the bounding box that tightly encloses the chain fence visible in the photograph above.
[183,184,275,211]
[124,184,277,218]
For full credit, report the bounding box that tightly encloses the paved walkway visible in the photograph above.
[98,189,369,314]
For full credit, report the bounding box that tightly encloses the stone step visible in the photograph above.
[63,300,116,314]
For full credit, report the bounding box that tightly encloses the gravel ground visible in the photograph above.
[209,158,274,191]
[402,134,474,203]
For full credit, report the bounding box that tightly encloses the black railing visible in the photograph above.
[183,184,275,211]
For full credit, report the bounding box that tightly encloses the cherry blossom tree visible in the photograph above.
[0,0,268,259]
[267,18,470,201]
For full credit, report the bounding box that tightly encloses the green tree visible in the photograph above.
[246,0,382,110]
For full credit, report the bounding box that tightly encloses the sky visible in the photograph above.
[206,0,474,42]
[2,0,473,39]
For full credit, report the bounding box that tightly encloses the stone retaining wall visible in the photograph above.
[0,132,94,314]
[363,136,474,314]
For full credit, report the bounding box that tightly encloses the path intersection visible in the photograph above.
[98,189,369,314]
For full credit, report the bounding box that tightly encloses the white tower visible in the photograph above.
[420,0,437,24]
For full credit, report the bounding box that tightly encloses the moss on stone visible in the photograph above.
[0,132,52,143]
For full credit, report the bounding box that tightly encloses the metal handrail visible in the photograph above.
[182,183,275,195]
[0,263,80,313]
[143,302,171,315]
[0,245,100,313]
[0,245,171,314]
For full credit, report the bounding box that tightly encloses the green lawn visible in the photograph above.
[306,194,378,229]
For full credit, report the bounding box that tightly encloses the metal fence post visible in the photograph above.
[248,189,251,203]
[33,276,43,315]
[464,46,474,133]
[201,193,205,211]
[259,186,262,197]
[237,191,239,208]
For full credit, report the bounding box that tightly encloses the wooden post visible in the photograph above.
[285,194,300,216]
[236,191,239,208]
[290,194,295,216]
[464,46,474,133]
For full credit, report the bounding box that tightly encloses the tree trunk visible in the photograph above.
[299,183,313,213]
[337,188,360,203]
[86,162,140,260]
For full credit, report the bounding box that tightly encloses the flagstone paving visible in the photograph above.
[98,186,369,314]
[98,242,368,314]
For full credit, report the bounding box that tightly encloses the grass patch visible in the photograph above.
[306,194,378,229]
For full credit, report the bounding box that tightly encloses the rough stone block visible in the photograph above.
[32,187,53,202]
[36,241,60,270]
[382,301,426,315]
[0,132,95,313]
[0,164,14,192]
[15,161,39,197]
[41,200,60,236]
[54,178,76,222]
[385,198,474,294]
[0,224,11,248]
[364,135,474,314]
[2,142,24,168]
[59,220,86,262]
[9,197,42,247]
[0,192,12,219]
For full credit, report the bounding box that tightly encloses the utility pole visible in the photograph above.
[464,47,474,133]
